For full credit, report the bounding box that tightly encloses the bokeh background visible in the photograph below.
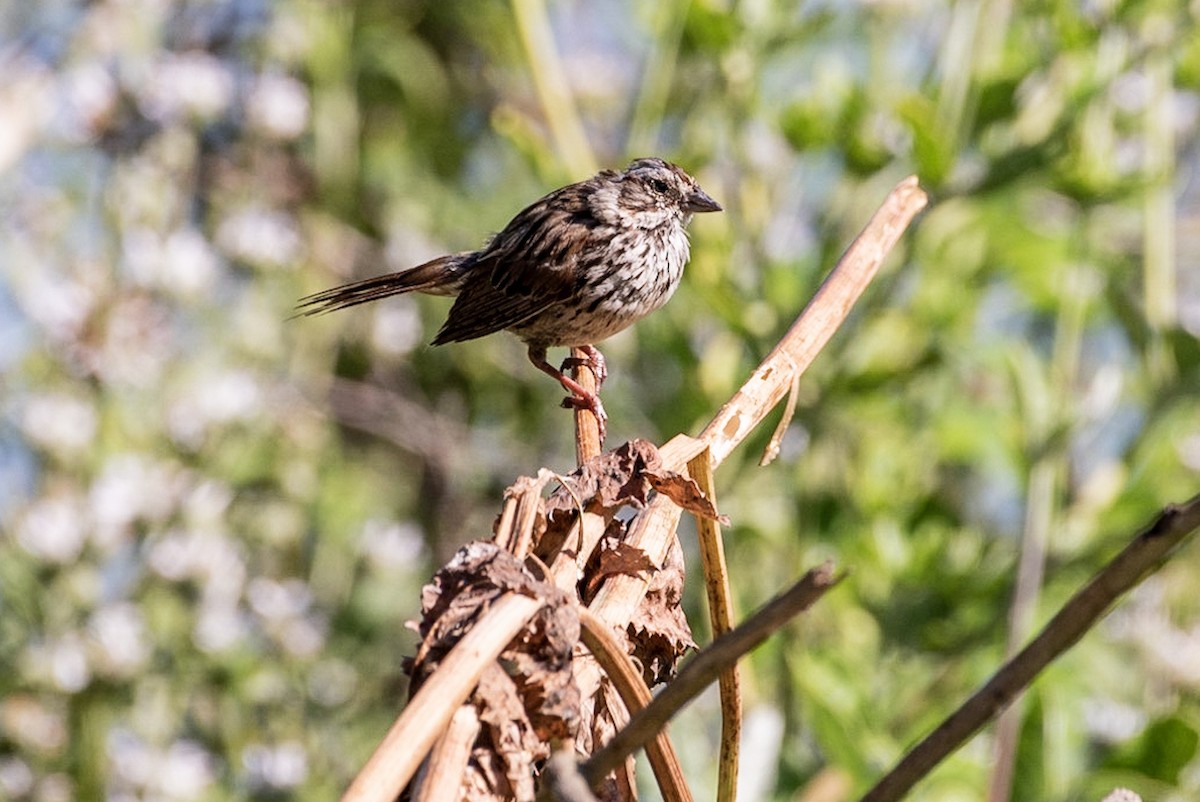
[3,0,1200,800]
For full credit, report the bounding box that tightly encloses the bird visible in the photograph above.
[297,158,722,440]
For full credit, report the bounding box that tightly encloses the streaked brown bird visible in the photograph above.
[298,158,722,440]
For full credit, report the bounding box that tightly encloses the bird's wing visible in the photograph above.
[432,183,602,345]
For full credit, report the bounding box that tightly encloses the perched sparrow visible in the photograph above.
[298,158,722,439]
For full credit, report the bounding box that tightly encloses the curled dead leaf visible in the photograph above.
[644,469,730,525]
[406,542,581,800]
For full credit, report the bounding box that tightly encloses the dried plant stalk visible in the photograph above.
[582,563,843,784]
[578,609,693,802]
[341,593,542,802]
[411,706,481,802]
[686,449,739,802]
[572,346,603,463]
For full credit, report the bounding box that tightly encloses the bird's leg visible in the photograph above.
[558,344,608,390]
[528,345,608,441]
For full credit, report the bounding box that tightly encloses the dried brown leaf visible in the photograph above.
[475,664,539,801]
[582,538,656,603]
[547,440,661,517]
[644,469,730,525]
[628,538,694,686]
[404,542,581,800]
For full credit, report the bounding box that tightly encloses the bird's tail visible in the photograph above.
[295,252,474,315]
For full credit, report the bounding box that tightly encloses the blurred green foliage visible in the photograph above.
[1,0,1199,800]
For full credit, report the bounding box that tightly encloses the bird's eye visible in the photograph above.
[649,178,669,194]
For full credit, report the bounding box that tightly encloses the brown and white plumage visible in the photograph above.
[298,158,722,439]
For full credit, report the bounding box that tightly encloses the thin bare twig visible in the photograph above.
[760,373,800,467]
[582,562,843,786]
[859,493,1200,802]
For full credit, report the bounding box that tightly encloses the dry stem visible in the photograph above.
[859,493,1200,802]
[582,562,843,785]
[578,609,693,802]
[571,346,603,464]
[340,593,543,802]
[687,449,740,802]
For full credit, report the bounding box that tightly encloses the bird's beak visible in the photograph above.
[684,188,722,213]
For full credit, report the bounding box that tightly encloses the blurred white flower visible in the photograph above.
[163,228,221,296]
[0,697,67,754]
[108,731,215,801]
[123,227,220,297]
[0,59,52,173]
[360,519,424,570]
[1178,432,1200,472]
[137,52,234,123]
[280,616,326,658]
[168,369,264,448]
[21,392,98,455]
[158,740,216,800]
[56,63,118,142]
[36,773,74,802]
[194,601,247,653]
[89,295,173,388]
[242,741,308,790]
[1082,697,1146,744]
[20,634,91,691]
[216,207,302,269]
[247,577,326,657]
[89,603,149,677]
[247,577,311,621]
[203,370,264,422]
[17,495,87,564]
[90,454,182,549]
[149,528,246,602]
[247,73,309,140]
[19,270,95,344]
[0,757,34,798]
[107,728,152,787]
[183,479,235,526]
[148,528,197,581]
[1136,618,1200,687]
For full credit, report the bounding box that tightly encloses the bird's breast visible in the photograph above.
[512,223,691,348]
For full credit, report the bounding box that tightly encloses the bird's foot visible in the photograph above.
[561,392,608,442]
[559,344,608,389]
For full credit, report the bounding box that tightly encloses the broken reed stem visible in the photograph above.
[699,175,927,468]
[572,347,602,465]
[686,449,740,802]
[340,593,543,802]
[411,706,481,802]
[859,494,1200,802]
[582,563,843,786]
[578,609,693,802]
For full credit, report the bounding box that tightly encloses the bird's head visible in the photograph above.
[589,158,722,230]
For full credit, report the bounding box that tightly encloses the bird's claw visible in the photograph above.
[559,346,608,389]
[561,393,608,441]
